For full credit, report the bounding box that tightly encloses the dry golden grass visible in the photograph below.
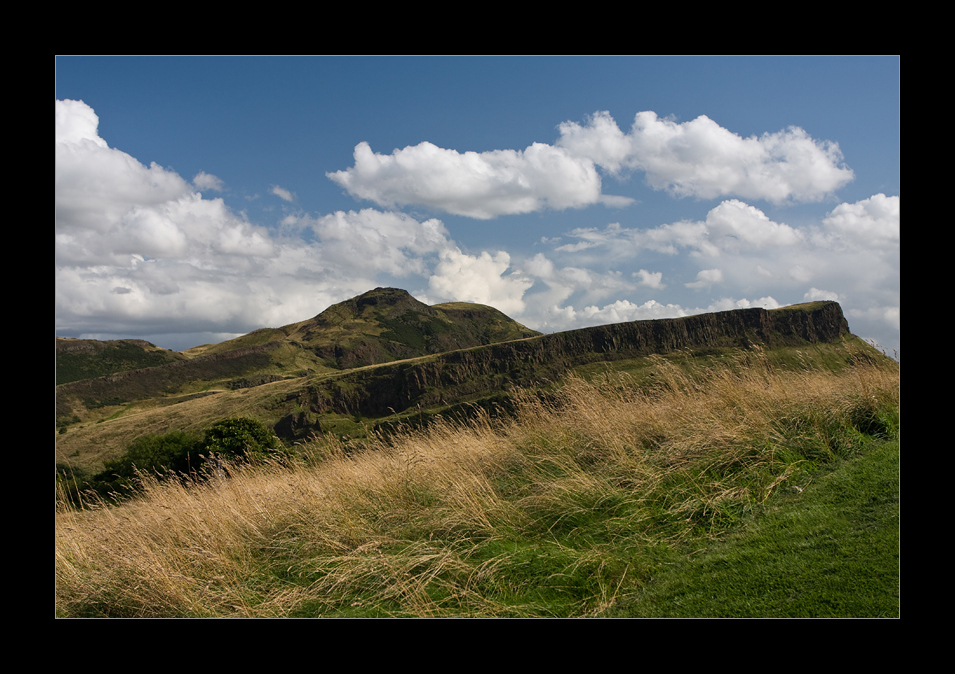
[56,347,899,617]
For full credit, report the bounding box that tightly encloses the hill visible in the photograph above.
[182,287,540,365]
[55,288,540,431]
[55,294,873,475]
[56,338,187,385]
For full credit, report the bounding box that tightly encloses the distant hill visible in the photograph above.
[185,287,540,368]
[55,288,540,427]
[56,338,187,386]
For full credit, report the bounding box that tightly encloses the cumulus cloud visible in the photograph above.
[521,253,636,305]
[283,209,452,277]
[55,99,108,148]
[426,248,534,316]
[704,199,804,250]
[518,294,789,335]
[821,193,899,247]
[545,193,898,350]
[582,299,685,323]
[805,288,840,301]
[686,268,724,288]
[327,140,628,219]
[560,200,802,261]
[54,100,463,345]
[633,269,665,289]
[56,101,274,270]
[56,109,193,237]
[54,99,897,356]
[558,110,855,203]
[325,110,854,219]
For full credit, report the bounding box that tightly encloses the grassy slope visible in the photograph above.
[56,349,899,618]
[610,438,899,617]
[54,340,868,476]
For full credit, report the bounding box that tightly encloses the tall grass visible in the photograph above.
[56,347,899,617]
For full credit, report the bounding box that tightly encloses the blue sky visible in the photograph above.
[55,56,899,354]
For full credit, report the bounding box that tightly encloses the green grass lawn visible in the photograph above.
[610,438,900,618]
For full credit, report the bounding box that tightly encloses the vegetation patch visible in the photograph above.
[58,417,287,506]
[56,348,898,617]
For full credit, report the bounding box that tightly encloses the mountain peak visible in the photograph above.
[353,287,419,309]
[315,287,429,324]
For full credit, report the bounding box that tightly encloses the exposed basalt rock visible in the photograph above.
[228,373,286,390]
[274,411,323,442]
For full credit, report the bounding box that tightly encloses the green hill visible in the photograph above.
[56,338,187,385]
[55,293,876,476]
[55,288,540,432]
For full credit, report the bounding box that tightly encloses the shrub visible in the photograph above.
[200,417,285,461]
[61,419,287,508]
[89,430,203,496]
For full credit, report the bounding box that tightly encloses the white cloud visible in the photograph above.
[54,99,897,356]
[284,209,453,278]
[560,200,802,261]
[704,199,803,250]
[426,248,534,315]
[686,268,724,288]
[327,140,627,219]
[633,269,665,289]
[821,193,899,247]
[547,193,898,352]
[325,110,854,220]
[56,107,193,236]
[514,252,639,315]
[557,111,634,175]
[805,288,840,301]
[55,99,108,148]
[705,296,781,312]
[518,294,790,335]
[56,101,273,269]
[558,110,855,203]
[193,171,225,191]
[580,299,687,325]
[271,185,296,202]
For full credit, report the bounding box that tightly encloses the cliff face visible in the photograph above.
[285,302,851,429]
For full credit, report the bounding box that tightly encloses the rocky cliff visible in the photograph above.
[280,301,851,435]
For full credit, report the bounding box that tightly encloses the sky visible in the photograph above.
[55,56,899,355]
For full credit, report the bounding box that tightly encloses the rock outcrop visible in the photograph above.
[284,301,851,427]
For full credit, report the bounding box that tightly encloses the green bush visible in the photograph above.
[200,417,285,461]
[61,418,286,508]
[90,430,203,497]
